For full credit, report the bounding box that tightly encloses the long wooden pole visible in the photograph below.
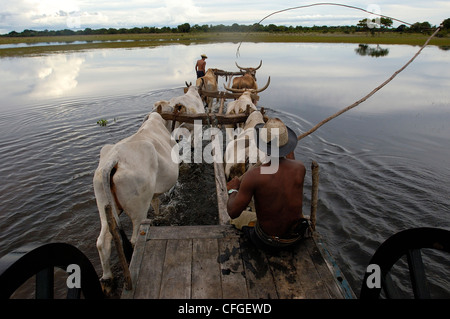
[310,161,319,231]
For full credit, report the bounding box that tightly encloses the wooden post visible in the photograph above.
[213,133,231,225]
[171,107,178,132]
[217,97,225,129]
[218,97,225,115]
[310,161,319,231]
[105,204,133,291]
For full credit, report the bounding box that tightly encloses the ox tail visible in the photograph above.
[101,158,133,261]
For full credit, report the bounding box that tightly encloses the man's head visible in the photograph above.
[201,54,208,59]
[255,118,297,157]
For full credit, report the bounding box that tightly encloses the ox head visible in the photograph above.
[142,110,166,126]
[173,103,187,114]
[205,68,217,76]
[185,80,201,91]
[195,77,203,88]
[224,76,271,94]
[235,60,262,80]
[153,100,172,113]
[243,111,265,131]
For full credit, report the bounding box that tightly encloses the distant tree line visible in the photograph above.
[3,18,449,37]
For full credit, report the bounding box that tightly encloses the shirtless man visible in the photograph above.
[195,54,207,78]
[226,118,308,251]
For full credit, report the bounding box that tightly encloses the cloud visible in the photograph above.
[0,0,448,33]
[0,0,102,32]
[164,0,203,25]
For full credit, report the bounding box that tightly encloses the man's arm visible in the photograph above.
[226,174,255,219]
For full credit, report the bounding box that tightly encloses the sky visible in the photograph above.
[0,0,449,34]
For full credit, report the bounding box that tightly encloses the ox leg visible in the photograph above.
[96,223,113,280]
[96,219,115,295]
[127,203,152,247]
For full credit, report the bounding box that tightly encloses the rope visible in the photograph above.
[235,25,442,181]
[233,3,443,141]
[297,24,443,141]
[256,3,413,27]
[236,2,414,57]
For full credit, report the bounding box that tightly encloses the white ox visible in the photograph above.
[224,91,258,142]
[93,112,179,286]
[224,111,267,180]
[225,91,257,115]
[154,84,204,132]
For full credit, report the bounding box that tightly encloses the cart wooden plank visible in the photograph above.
[134,239,166,299]
[122,223,353,299]
[218,237,248,299]
[239,235,277,299]
[304,237,344,298]
[191,238,222,299]
[291,240,332,298]
[266,249,307,299]
[159,239,192,299]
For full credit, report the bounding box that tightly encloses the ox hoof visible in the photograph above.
[100,278,116,297]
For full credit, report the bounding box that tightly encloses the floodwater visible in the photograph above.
[0,41,449,298]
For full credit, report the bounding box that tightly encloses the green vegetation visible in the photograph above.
[3,18,449,37]
[96,119,108,127]
[1,19,449,57]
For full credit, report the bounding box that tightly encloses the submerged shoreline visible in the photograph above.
[1,32,449,57]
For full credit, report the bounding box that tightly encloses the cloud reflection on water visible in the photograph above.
[0,42,448,117]
[31,55,85,98]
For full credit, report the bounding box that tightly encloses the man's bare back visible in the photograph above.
[227,157,306,237]
[196,59,206,72]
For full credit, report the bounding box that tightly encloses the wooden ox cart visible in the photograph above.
[108,78,355,299]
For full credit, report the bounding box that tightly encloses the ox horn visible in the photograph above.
[235,61,245,71]
[235,60,262,71]
[255,76,270,93]
[254,60,263,70]
[223,83,246,93]
[223,76,270,93]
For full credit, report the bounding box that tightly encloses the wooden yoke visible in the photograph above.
[156,109,252,127]
[199,89,259,103]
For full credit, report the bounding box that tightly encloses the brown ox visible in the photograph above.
[224,76,271,102]
[196,68,218,112]
[232,60,262,90]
